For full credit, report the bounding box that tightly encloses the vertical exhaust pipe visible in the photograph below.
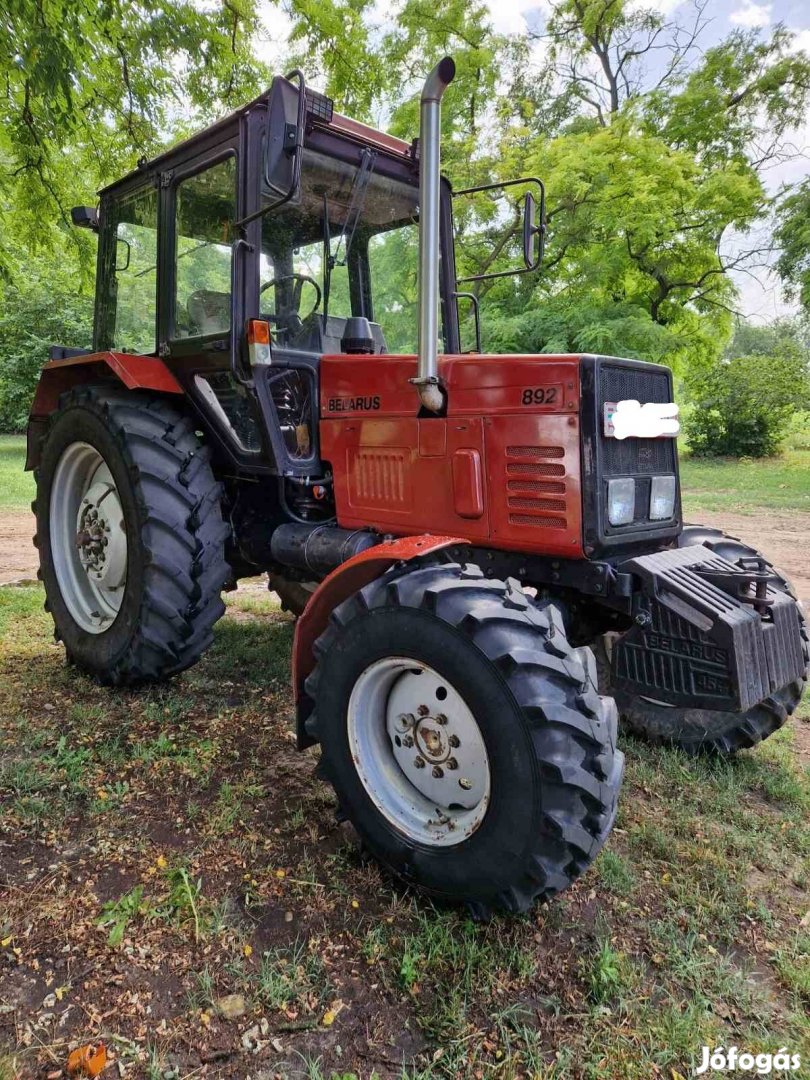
[411,56,455,413]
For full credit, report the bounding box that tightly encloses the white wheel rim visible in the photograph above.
[50,442,128,634]
[347,658,491,847]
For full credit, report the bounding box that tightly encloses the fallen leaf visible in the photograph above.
[67,1041,107,1078]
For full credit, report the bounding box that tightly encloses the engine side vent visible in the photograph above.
[505,446,568,528]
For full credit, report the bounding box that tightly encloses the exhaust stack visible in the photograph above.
[411,56,455,413]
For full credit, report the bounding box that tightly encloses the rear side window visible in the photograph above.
[173,156,237,338]
[109,186,158,354]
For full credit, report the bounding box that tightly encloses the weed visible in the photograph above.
[97,886,147,947]
[256,938,331,1013]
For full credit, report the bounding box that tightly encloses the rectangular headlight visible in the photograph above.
[607,478,635,525]
[650,475,676,520]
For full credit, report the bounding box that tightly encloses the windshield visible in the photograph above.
[260,148,423,353]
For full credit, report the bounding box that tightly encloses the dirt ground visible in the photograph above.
[3,507,808,603]
[0,512,37,586]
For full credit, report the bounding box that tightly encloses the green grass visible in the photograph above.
[0,435,33,510]
[679,448,810,514]
[1,582,808,1078]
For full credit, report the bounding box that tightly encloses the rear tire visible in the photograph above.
[602,526,809,755]
[35,385,230,685]
[305,562,624,914]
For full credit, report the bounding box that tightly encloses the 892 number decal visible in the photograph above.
[521,386,559,406]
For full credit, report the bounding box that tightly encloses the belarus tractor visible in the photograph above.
[26,58,808,915]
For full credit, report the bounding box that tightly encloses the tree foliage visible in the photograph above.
[685,325,810,458]
[1,0,809,455]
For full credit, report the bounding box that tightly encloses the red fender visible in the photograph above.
[292,533,467,748]
[26,351,183,469]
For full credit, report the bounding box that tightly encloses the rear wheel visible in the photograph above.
[304,562,624,914]
[602,526,809,755]
[35,385,230,684]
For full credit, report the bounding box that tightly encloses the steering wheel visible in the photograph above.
[259,273,322,329]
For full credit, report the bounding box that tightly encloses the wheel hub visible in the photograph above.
[347,658,490,847]
[50,443,128,633]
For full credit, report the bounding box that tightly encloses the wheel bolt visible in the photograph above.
[396,712,415,730]
[446,757,458,770]
[402,735,414,748]
[448,734,460,748]
[414,756,425,769]
[435,713,448,726]
[432,766,444,778]
[459,778,473,790]
[417,705,430,717]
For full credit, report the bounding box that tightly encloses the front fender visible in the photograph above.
[292,534,467,748]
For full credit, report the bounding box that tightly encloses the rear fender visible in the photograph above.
[293,534,467,748]
[26,351,183,470]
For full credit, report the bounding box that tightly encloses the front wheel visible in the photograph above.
[304,562,624,915]
[35,386,230,684]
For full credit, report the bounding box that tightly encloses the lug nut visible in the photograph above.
[446,757,458,770]
[414,756,425,769]
[417,704,430,717]
[432,766,444,778]
[435,713,448,726]
[448,734,460,748]
[402,735,414,748]
[459,778,473,790]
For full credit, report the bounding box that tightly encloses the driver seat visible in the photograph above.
[186,290,231,336]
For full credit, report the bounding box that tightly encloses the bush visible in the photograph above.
[685,350,810,458]
[0,278,93,432]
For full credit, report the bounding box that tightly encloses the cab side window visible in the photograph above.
[173,156,237,338]
[109,186,159,354]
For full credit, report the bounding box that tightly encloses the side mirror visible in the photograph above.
[71,206,99,231]
[454,176,546,285]
[522,190,545,271]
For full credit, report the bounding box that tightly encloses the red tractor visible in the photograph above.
[27,59,808,915]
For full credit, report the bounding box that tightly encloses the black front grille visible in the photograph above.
[599,364,675,476]
[580,355,682,557]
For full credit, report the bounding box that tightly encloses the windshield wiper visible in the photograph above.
[322,147,377,325]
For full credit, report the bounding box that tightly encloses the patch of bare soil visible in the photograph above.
[687,510,810,607]
[0,509,36,585]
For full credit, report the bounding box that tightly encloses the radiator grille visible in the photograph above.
[506,479,565,494]
[507,461,565,477]
[505,446,568,529]
[599,364,675,476]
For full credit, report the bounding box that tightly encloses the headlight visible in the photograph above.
[607,478,635,525]
[649,475,676,520]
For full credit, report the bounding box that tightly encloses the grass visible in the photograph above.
[0,434,33,510]
[1,574,809,1077]
[680,447,810,515]
[1,424,810,1077]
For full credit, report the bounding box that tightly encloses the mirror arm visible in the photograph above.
[453,176,546,285]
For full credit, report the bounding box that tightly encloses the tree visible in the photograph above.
[684,347,810,457]
[0,0,268,280]
[775,180,810,315]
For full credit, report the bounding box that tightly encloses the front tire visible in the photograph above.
[35,385,230,685]
[603,526,809,755]
[305,562,624,915]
